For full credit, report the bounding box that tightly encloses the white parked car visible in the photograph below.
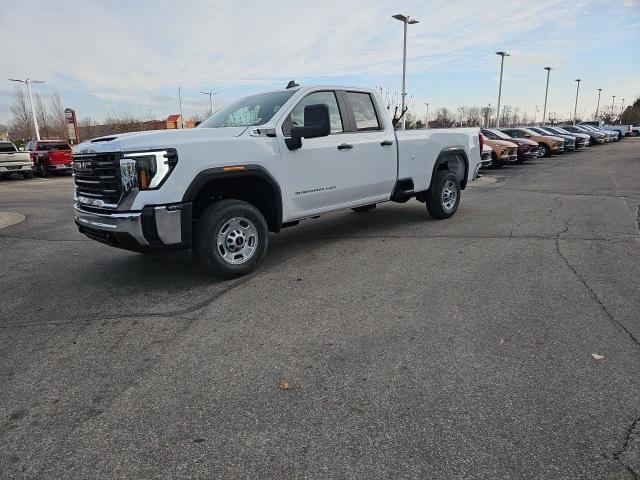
[73,84,481,278]
[0,141,34,179]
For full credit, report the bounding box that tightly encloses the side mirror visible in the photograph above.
[286,104,331,150]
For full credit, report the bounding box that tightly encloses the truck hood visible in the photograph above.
[73,127,248,154]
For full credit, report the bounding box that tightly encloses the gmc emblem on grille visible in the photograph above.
[74,160,93,173]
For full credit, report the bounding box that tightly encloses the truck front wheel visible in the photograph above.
[426,171,460,219]
[193,199,269,279]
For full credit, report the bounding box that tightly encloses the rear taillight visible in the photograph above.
[479,133,484,153]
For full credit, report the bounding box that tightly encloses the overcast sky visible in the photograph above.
[1,0,639,124]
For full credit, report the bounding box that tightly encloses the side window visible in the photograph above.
[509,130,520,138]
[283,91,343,136]
[346,91,380,131]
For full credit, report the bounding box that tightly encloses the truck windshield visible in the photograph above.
[199,91,295,128]
[0,143,17,152]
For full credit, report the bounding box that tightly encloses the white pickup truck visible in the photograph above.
[73,84,481,278]
[0,142,34,179]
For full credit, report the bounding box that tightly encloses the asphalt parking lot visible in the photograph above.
[1,139,639,479]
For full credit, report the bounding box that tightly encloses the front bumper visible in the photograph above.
[74,203,192,251]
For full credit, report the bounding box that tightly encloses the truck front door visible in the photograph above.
[277,90,358,218]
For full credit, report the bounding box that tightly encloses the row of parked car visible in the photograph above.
[0,140,73,179]
[479,123,629,168]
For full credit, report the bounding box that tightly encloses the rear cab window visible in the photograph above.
[345,91,381,131]
[0,143,17,153]
[37,142,71,151]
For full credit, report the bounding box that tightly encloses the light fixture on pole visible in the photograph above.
[392,13,419,130]
[573,79,581,125]
[9,77,45,140]
[595,88,602,119]
[495,51,509,128]
[424,102,429,129]
[201,90,219,116]
[542,67,552,126]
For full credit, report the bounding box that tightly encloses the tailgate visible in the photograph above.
[0,152,32,165]
[48,150,73,164]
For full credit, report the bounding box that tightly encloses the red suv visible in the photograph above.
[25,140,73,177]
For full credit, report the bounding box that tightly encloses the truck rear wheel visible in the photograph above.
[426,170,460,219]
[23,170,34,179]
[193,199,268,279]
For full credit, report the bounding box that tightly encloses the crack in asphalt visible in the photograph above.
[554,238,640,350]
[614,415,640,480]
[0,275,252,329]
[495,187,632,199]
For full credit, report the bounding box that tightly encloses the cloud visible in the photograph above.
[0,0,637,122]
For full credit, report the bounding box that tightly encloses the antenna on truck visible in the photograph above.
[286,80,299,89]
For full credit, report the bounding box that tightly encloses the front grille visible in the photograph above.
[73,152,122,207]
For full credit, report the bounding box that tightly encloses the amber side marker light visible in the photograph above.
[223,166,245,172]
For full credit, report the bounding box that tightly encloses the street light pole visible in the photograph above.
[201,90,219,116]
[573,79,581,125]
[9,77,45,140]
[424,102,429,129]
[595,88,602,119]
[542,67,552,126]
[495,51,509,128]
[620,98,625,124]
[392,14,419,130]
[611,95,616,118]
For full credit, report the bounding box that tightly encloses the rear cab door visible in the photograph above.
[338,89,397,202]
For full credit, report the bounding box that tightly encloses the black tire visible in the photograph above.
[40,162,50,178]
[512,154,526,165]
[23,170,34,179]
[538,143,550,157]
[426,170,461,220]
[352,204,376,213]
[0,172,10,179]
[490,152,503,168]
[193,199,268,279]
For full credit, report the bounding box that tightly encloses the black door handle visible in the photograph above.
[337,143,353,150]
[380,140,393,146]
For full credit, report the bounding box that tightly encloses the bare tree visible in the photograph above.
[104,110,146,133]
[34,92,52,139]
[78,117,96,140]
[10,87,32,139]
[430,108,456,128]
[481,106,493,127]
[467,107,481,127]
[49,93,67,139]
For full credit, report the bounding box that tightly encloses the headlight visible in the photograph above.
[120,149,178,190]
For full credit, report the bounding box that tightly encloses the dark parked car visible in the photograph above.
[544,126,590,148]
[536,126,586,150]
[528,126,576,152]
[481,128,539,163]
[561,125,606,145]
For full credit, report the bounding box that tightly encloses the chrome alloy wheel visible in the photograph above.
[441,180,458,212]
[216,217,258,265]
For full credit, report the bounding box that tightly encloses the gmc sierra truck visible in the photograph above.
[73,85,481,278]
[0,142,34,179]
